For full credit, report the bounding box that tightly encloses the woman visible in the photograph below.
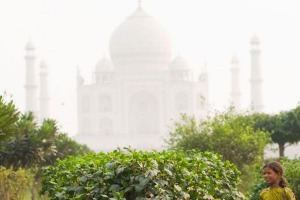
[260,161,295,200]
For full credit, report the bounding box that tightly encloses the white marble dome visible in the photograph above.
[109,7,173,70]
[95,55,113,72]
[169,55,189,70]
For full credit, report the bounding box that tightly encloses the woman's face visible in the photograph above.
[263,167,281,187]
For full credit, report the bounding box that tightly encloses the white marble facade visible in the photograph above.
[75,6,209,151]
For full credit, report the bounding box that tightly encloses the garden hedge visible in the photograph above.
[41,148,245,200]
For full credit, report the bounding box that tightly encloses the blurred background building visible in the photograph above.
[24,4,262,151]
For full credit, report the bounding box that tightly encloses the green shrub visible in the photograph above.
[41,148,245,199]
[247,180,268,200]
[282,158,300,199]
[0,166,33,200]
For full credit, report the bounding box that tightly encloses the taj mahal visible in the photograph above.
[23,4,263,151]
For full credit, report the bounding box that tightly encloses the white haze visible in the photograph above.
[0,0,300,156]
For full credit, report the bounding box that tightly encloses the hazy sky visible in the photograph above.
[1,0,300,136]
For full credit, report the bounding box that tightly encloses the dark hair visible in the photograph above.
[263,161,288,187]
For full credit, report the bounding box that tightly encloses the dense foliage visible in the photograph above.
[0,111,91,169]
[0,166,34,200]
[0,94,91,199]
[41,148,245,200]
[44,133,91,166]
[0,112,59,169]
[166,108,270,169]
[248,158,300,199]
[281,158,300,199]
[0,94,20,144]
[252,105,300,158]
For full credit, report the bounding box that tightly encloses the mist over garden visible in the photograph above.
[1,94,300,199]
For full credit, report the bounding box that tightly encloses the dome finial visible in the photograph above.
[138,0,142,8]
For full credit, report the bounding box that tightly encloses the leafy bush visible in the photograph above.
[282,158,300,199]
[41,148,245,199]
[0,166,33,200]
[247,179,267,200]
[166,109,270,169]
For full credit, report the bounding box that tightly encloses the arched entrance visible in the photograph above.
[129,91,159,135]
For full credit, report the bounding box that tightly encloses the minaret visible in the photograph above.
[76,67,84,87]
[24,39,39,117]
[198,63,209,115]
[250,35,263,113]
[230,55,241,111]
[39,59,50,122]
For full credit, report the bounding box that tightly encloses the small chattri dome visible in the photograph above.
[198,64,208,81]
[198,72,208,81]
[95,55,114,72]
[40,59,48,68]
[250,35,260,44]
[25,39,35,50]
[169,55,189,70]
[231,55,239,63]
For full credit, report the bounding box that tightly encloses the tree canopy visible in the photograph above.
[252,105,300,158]
[0,93,92,199]
[0,94,20,144]
[0,93,92,169]
[166,107,271,169]
[0,112,60,169]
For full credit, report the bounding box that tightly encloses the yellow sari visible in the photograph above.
[260,187,296,200]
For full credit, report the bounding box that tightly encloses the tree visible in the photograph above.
[0,111,91,199]
[252,105,300,158]
[166,107,271,169]
[0,112,58,169]
[1,109,91,167]
[44,133,91,166]
[0,94,20,146]
[0,94,92,199]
